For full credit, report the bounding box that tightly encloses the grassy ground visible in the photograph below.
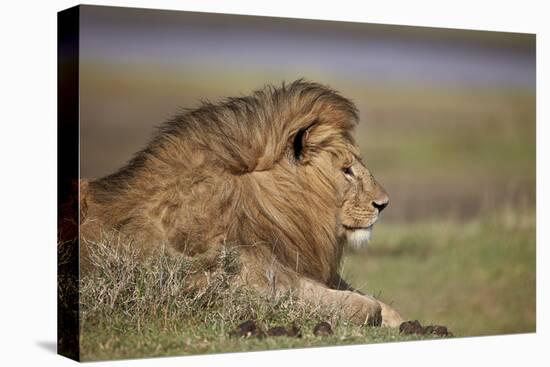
[78,206,534,361]
[78,236,440,361]
[80,309,431,361]
[343,206,536,337]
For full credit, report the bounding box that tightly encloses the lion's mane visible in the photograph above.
[84,80,359,286]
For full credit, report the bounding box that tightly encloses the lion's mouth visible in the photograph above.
[343,224,374,249]
[343,224,374,231]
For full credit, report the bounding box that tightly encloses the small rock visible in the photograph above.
[400,321,453,337]
[230,319,264,338]
[313,322,333,336]
[287,323,302,338]
[425,325,452,337]
[265,323,302,337]
[399,320,425,335]
[423,325,434,334]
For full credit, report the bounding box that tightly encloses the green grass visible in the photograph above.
[80,314,432,361]
[78,207,534,361]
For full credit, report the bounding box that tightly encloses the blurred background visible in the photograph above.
[79,5,535,337]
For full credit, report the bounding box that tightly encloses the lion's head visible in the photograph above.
[272,99,390,251]
[339,159,389,248]
[86,79,389,285]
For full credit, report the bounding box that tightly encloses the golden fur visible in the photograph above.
[80,80,403,327]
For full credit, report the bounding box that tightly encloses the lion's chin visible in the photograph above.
[345,226,373,249]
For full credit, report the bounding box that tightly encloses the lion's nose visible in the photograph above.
[372,198,389,213]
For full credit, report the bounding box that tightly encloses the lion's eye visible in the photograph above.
[343,166,354,177]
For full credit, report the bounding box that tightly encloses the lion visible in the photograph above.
[79,80,404,327]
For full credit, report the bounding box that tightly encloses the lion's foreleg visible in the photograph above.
[330,273,404,327]
[378,300,404,327]
[297,277,382,326]
[237,255,397,327]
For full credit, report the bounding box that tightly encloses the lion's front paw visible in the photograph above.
[379,301,404,328]
[343,293,383,326]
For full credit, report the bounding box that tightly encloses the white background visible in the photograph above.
[0,0,547,366]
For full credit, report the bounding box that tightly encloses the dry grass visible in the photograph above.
[78,234,434,361]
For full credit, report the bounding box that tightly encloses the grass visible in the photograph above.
[343,206,536,337]
[79,234,440,361]
[78,206,534,361]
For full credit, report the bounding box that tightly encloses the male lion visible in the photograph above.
[80,80,404,327]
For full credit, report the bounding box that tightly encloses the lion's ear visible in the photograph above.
[291,119,317,163]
